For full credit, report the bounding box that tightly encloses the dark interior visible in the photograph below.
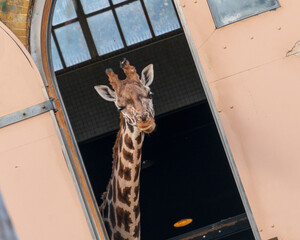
[79,102,254,240]
[56,31,254,239]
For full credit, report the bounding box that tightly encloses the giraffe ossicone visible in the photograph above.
[94,59,155,240]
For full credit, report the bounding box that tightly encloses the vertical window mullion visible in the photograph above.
[73,0,98,58]
[139,0,155,37]
[170,0,183,29]
[52,29,67,69]
[108,0,128,48]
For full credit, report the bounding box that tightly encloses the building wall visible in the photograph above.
[0,21,93,240]
[0,0,31,48]
[179,0,300,239]
[3,0,300,239]
[0,1,107,239]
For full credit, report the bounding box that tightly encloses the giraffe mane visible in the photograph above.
[113,113,124,162]
[100,113,125,208]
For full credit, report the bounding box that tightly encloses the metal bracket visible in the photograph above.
[0,98,57,128]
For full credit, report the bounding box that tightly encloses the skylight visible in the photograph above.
[51,0,181,72]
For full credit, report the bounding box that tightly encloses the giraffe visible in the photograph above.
[94,59,155,240]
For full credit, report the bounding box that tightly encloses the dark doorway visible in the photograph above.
[55,28,254,240]
[51,1,255,239]
[79,102,254,240]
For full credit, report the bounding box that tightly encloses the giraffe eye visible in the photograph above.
[118,106,125,112]
[148,91,154,99]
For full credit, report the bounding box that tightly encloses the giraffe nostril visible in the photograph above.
[140,114,147,122]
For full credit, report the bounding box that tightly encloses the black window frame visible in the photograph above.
[51,0,183,75]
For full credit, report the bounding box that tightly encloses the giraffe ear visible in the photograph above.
[141,64,154,87]
[94,85,116,102]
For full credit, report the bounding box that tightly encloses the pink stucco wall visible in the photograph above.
[0,22,93,239]
[179,0,300,239]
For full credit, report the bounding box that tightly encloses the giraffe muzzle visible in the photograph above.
[140,123,156,133]
[137,118,156,133]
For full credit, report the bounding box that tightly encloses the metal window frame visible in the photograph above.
[51,0,182,74]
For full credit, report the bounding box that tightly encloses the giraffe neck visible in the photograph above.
[101,114,144,240]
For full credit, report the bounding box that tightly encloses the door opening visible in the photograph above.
[45,0,256,239]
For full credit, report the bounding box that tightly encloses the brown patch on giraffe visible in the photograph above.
[113,114,124,162]
[115,152,119,171]
[137,148,141,160]
[107,182,113,200]
[104,220,112,238]
[134,163,141,182]
[135,132,143,145]
[102,202,109,219]
[109,203,116,228]
[118,160,132,181]
[123,148,134,163]
[116,206,133,233]
[133,221,140,238]
[124,133,134,150]
[119,135,123,150]
[133,202,140,219]
[133,185,139,202]
[127,122,134,133]
[113,177,117,203]
[117,181,132,207]
[122,115,126,131]
[114,231,129,240]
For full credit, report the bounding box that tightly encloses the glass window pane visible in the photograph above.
[80,0,110,14]
[52,0,77,26]
[112,0,127,4]
[87,11,124,55]
[207,0,280,28]
[144,0,180,36]
[55,22,91,67]
[116,1,152,46]
[50,35,63,71]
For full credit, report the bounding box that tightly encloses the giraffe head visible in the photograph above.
[95,59,156,133]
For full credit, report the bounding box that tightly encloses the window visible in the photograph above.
[207,0,280,28]
[51,0,181,72]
